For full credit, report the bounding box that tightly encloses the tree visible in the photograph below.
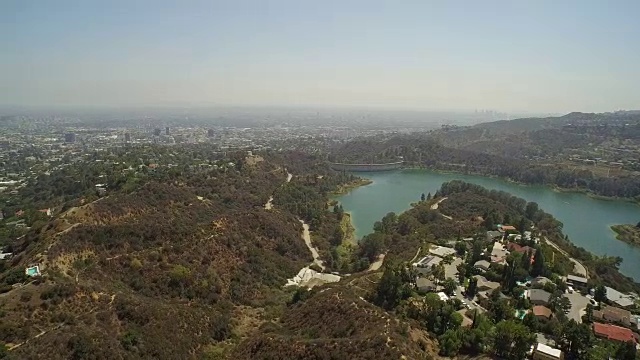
[492,320,536,360]
[531,248,545,277]
[421,193,426,202]
[558,320,593,360]
[455,241,467,256]
[374,264,412,310]
[636,221,640,228]
[427,192,432,200]
[549,294,571,315]
[466,277,478,298]
[432,263,445,285]
[489,298,514,323]
[615,341,637,360]
[582,303,594,323]
[359,233,384,262]
[439,329,463,356]
[443,278,457,296]
[522,312,538,331]
[519,217,529,233]
[456,263,467,284]
[330,226,344,246]
[520,249,532,272]
[525,202,539,221]
[594,284,607,303]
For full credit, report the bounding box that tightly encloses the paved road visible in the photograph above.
[564,292,590,323]
[443,258,487,313]
[544,237,588,278]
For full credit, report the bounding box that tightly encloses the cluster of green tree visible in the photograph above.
[330,130,640,199]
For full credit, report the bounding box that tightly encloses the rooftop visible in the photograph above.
[593,322,636,343]
[527,289,552,303]
[567,274,588,283]
[428,245,456,258]
[606,286,635,307]
[535,343,562,358]
[532,305,553,318]
[413,255,442,269]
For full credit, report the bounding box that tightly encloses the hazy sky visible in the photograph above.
[2,0,639,113]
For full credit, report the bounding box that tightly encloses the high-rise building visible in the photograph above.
[64,133,76,143]
[153,128,161,136]
[124,133,131,142]
[165,127,170,135]
[207,129,214,137]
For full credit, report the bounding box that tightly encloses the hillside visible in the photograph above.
[231,286,438,360]
[0,151,362,359]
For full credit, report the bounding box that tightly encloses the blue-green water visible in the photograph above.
[335,169,640,281]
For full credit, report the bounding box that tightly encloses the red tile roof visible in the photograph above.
[593,322,636,343]
[532,305,553,318]
[507,243,535,255]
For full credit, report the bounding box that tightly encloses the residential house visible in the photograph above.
[474,260,491,272]
[490,241,508,264]
[0,252,13,260]
[527,289,552,306]
[532,343,564,360]
[413,255,442,269]
[474,275,501,292]
[486,230,503,242]
[507,242,536,260]
[605,287,635,308]
[499,225,517,233]
[531,276,552,288]
[593,306,633,326]
[437,292,449,301]
[477,290,509,308]
[592,323,636,343]
[416,278,436,294]
[566,275,588,291]
[532,305,553,320]
[428,245,456,258]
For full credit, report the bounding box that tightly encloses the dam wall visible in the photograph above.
[330,161,403,172]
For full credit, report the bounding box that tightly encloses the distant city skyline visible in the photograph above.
[2,0,640,114]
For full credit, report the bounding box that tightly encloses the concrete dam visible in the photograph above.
[329,161,403,172]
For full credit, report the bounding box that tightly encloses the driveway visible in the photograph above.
[564,292,590,323]
[444,257,463,280]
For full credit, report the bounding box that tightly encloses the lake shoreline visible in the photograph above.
[611,224,640,247]
[334,169,640,281]
[330,178,373,196]
[400,165,640,205]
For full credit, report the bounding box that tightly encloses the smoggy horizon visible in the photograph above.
[2,1,640,114]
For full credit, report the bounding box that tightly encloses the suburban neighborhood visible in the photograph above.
[410,219,639,359]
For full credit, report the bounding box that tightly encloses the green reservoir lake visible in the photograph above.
[335,169,640,281]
